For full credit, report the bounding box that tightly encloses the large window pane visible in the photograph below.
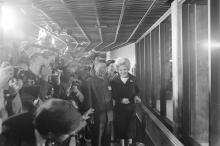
[192,3,209,145]
[210,0,220,145]
[151,26,161,111]
[135,43,141,84]
[160,16,173,121]
[145,34,152,105]
[140,39,145,101]
[182,1,209,145]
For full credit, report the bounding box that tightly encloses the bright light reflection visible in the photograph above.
[203,40,220,50]
[38,29,47,40]
[51,37,55,45]
[1,5,18,31]
[210,42,220,48]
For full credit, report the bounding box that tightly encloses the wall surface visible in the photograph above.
[107,43,136,73]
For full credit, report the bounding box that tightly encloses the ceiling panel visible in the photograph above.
[32,0,89,47]
[128,0,170,42]
[5,0,171,54]
[93,0,123,51]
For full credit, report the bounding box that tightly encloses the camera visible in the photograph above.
[13,66,25,79]
[49,69,62,85]
[71,80,80,87]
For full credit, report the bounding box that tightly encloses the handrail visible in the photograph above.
[139,103,184,146]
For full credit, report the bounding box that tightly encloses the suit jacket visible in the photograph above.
[86,76,113,113]
[0,112,73,146]
[53,83,69,100]
[110,73,139,104]
[0,112,36,146]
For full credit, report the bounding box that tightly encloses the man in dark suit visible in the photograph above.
[0,99,83,146]
[86,62,113,146]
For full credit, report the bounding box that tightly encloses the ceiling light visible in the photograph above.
[1,5,19,31]
[95,25,108,29]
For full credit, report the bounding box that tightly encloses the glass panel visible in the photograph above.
[210,0,220,145]
[160,16,173,121]
[166,100,173,121]
[140,39,145,101]
[191,3,209,145]
[151,26,161,111]
[182,1,209,145]
[156,100,160,112]
[135,43,141,85]
[145,34,152,105]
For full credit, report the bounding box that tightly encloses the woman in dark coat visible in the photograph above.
[111,57,141,146]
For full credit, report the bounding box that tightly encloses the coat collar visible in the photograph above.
[115,73,134,84]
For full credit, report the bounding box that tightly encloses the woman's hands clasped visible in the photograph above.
[121,96,141,104]
[121,98,130,104]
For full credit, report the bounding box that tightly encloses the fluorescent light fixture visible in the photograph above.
[95,25,107,28]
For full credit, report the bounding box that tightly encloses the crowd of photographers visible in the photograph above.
[0,55,96,146]
[0,55,143,146]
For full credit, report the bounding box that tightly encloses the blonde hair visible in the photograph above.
[115,57,131,71]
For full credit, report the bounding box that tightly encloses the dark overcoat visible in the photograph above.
[86,76,113,146]
[0,112,75,146]
[86,76,113,117]
[111,73,139,139]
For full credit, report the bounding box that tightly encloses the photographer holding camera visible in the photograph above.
[0,63,14,116]
[52,67,84,110]
[0,62,22,132]
[1,63,23,108]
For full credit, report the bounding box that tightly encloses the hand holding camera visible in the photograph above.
[8,78,23,94]
[50,69,62,85]
[40,64,52,81]
[71,80,84,102]
[71,80,80,93]
[82,108,95,120]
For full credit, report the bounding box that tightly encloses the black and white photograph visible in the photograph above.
[0,0,218,145]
